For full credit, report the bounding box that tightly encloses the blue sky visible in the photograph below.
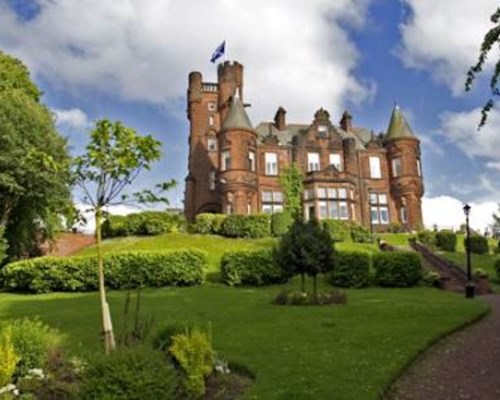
[1,0,499,230]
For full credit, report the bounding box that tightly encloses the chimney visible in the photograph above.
[340,110,353,132]
[274,107,287,131]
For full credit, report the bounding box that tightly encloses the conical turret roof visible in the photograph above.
[222,96,253,130]
[385,104,416,140]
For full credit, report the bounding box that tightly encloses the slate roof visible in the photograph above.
[222,96,253,130]
[385,104,415,140]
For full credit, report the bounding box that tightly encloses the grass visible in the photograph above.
[378,233,413,248]
[440,251,499,289]
[0,283,488,400]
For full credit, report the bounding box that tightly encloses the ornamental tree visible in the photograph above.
[73,119,175,353]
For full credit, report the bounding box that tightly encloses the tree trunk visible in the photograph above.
[96,207,115,354]
[301,273,306,294]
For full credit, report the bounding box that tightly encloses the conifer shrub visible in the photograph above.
[464,235,489,254]
[328,251,371,288]
[435,230,457,252]
[372,252,423,287]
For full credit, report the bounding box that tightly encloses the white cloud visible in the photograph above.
[423,195,497,232]
[0,0,373,122]
[53,108,90,129]
[486,161,500,171]
[398,0,498,95]
[75,203,146,234]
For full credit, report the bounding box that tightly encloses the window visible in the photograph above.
[265,152,278,175]
[208,102,217,111]
[207,137,217,151]
[417,159,422,177]
[308,152,320,172]
[209,170,216,190]
[261,191,283,214]
[222,150,231,171]
[369,192,390,225]
[318,125,328,138]
[247,201,252,215]
[248,151,256,171]
[400,206,408,223]
[391,158,402,177]
[329,153,342,171]
[209,115,214,126]
[309,186,350,220]
[369,156,381,179]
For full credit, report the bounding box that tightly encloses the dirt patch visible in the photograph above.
[49,233,95,256]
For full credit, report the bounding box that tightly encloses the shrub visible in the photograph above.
[372,252,423,287]
[474,268,489,279]
[274,289,346,306]
[221,214,271,238]
[0,325,19,387]
[493,240,500,255]
[349,222,372,243]
[169,328,214,398]
[495,258,500,280]
[388,222,404,233]
[0,226,8,265]
[328,251,370,288]
[102,211,184,238]
[417,230,436,247]
[322,220,350,242]
[0,250,207,293]
[220,250,287,286]
[271,212,293,236]
[435,230,457,252]
[79,346,179,400]
[465,235,489,254]
[422,271,442,287]
[195,213,217,235]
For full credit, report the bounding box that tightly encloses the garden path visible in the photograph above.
[386,294,500,400]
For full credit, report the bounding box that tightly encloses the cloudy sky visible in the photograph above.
[1,0,499,231]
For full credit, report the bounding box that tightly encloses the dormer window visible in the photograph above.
[307,152,320,172]
[318,125,328,138]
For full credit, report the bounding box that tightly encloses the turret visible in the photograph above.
[274,107,287,131]
[384,104,424,229]
[217,61,244,121]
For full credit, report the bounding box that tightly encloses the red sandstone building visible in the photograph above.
[184,61,424,231]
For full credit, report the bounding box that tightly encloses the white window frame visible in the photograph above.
[207,102,217,111]
[329,153,343,171]
[392,158,402,177]
[209,115,214,126]
[209,170,216,190]
[222,150,231,171]
[265,152,278,176]
[207,137,217,151]
[249,151,256,172]
[369,156,382,179]
[417,159,422,177]
[318,125,328,138]
[400,206,408,223]
[308,152,320,172]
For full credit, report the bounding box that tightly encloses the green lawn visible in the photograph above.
[0,284,488,400]
[378,233,413,248]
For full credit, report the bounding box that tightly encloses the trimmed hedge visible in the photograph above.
[417,230,436,247]
[328,251,371,288]
[101,211,185,238]
[0,250,207,293]
[195,213,226,235]
[349,222,371,243]
[220,214,271,238]
[464,235,489,255]
[372,252,423,287]
[322,220,350,242]
[271,212,293,236]
[220,250,287,286]
[435,230,457,252]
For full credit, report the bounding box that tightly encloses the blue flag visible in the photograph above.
[210,41,225,63]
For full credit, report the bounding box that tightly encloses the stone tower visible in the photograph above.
[384,105,424,228]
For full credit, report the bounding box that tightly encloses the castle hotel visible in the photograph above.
[184,61,424,231]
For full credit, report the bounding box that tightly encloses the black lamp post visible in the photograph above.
[463,203,475,299]
[367,189,373,236]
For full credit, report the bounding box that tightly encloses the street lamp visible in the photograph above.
[463,203,475,299]
[367,189,373,237]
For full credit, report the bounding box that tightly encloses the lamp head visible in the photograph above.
[463,203,471,216]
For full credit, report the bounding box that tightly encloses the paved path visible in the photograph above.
[386,295,500,400]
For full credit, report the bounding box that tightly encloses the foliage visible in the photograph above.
[271,212,293,237]
[220,214,271,238]
[492,204,500,236]
[465,235,489,255]
[465,7,500,128]
[169,328,214,398]
[220,250,287,286]
[0,227,7,265]
[79,346,179,399]
[102,211,184,238]
[372,252,423,287]
[495,258,500,280]
[328,251,371,288]
[349,222,372,243]
[274,289,346,306]
[388,222,405,233]
[422,271,442,287]
[0,51,72,260]
[0,325,19,387]
[0,250,207,293]
[322,219,350,242]
[278,163,304,220]
[435,230,457,252]
[474,268,489,279]
[417,230,437,247]
[195,213,226,235]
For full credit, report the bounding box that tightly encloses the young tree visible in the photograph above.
[465,7,500,128]
[279,163,304,221]
[73,119,175,353]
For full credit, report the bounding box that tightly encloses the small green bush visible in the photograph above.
[435,230,457,252]
[169,328,214,398]
[220,250,287,286]
[271,212,293,236]
[417,230,436,247]
[274,289,346,306]
[0,250,207,293]
[221,214,271,238]
[465,235,489,255]
[388,222,404,233]
[0,325,19,387]
[349,222,372,243]
[322,220,351,242]
[328,251,371,288]
[372,252,423,287]
[79,346,180,400]
[0,226,8,265]
[422,271,442,287]
[195,213,217,234]
[102,211,184,238]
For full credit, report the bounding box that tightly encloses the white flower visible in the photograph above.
[12,388,19,396]
[0,384,17,394]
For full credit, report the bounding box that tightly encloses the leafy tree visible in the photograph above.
[0,51,71,259]
[276,218,334,299]
[73,119,175,353]
[279,163,304,221]
[465,7,500,128]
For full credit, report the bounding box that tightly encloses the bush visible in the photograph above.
[495,258,500,280]
[0,250,207,293]
[435,230,457,252]
[169,328,214,398]
[79,346,180,400]
[0,325,19,387]
[328,251,371,288]
[465,235,489,255]
[417,230,436,247]
[271,212,293,236]
[322,220,350,242]
[474,268,489,279]
[220,250,287,286]
[195,213,217,235]
[0,226,8,265]
[388,222,404,233]
[422,271,442,287]
[274,289,346,306]
[493,240,500,255]
[373,252,423,287]
[349,222,372,243]
[221,214,271,238]
[102,211,184,238]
